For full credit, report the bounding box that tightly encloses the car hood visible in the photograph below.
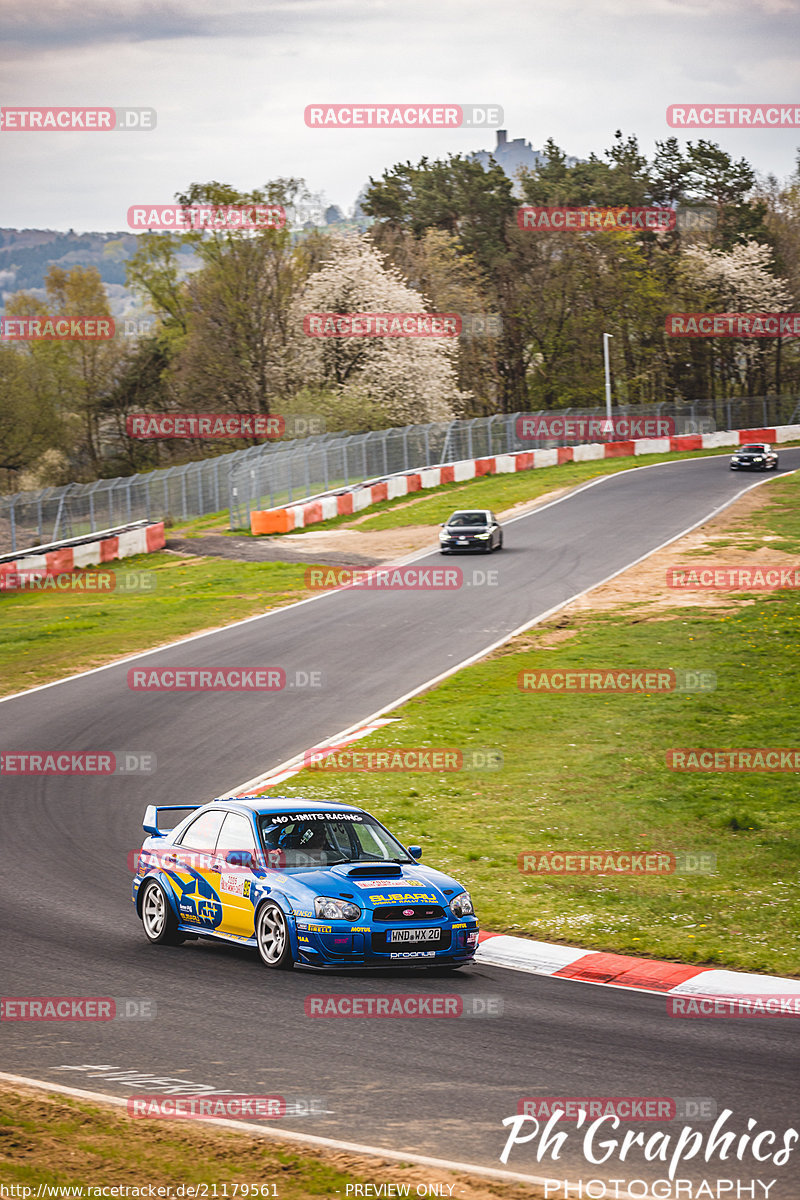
[265,863,462,908]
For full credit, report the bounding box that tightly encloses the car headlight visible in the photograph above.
[439,531,450,539]
[475,532,490,540]
[314,897,361,920]
[449,891,475,918]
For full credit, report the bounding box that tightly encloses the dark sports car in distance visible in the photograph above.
[439,509,503,553]
[730,443,779,471]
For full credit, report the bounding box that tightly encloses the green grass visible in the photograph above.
[267,471,800,977]
[175,443,800,540]
[0,1088,537,1198]
[252,445,791,538]
[0,553,315,697]
[3,455,798,974]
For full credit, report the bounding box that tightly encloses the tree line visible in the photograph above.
[2,133,799,491]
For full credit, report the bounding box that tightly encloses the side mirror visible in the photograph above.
[408,845,423,860]
[226,849,254,869]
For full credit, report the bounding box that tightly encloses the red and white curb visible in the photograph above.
[0,521,166,581]
[475,932,800,1000]
[250,424,800,535]
[223,721,800,1004]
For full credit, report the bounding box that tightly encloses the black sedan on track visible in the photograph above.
[730,443,779,471]
[439,509,503,554]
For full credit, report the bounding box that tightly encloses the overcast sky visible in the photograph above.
[1,0,799,232]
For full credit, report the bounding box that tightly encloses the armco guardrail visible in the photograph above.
[0,521,165,584]
[250,425,800,535]
[1,396,797,553]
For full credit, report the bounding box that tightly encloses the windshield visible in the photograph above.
[447,512,488,527]
[741,445,766,453]
[258,810,413,868]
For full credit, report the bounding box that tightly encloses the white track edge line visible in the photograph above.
[0,1073,656,1196]
[224,469,793,795]
[0,448,775,706]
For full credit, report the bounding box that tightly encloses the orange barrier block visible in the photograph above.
[250,509,294,535]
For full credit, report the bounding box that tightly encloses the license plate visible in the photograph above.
[457,538,469,544]
[389,927,440,943]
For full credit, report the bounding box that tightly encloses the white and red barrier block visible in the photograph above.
[0,522,165,587]
[250,425,800,537]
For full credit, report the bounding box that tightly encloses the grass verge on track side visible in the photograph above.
[272,472,800,976]
[0,1086,542,1199]
[0,556,314,698]
[176,445,797,539]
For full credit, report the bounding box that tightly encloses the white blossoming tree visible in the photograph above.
[681,241,791,313]
[290,234,467,425]
[678,241,792,394]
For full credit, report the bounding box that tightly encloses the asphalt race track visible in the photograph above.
[2,453,799,1195]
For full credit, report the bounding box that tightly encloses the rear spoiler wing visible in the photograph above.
[143,804,204,837]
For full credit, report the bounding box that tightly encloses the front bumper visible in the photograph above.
[294,918,479,967]
[730,460,767,469]
[440,537,490,551]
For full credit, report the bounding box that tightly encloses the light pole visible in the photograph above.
[603,333,614,428]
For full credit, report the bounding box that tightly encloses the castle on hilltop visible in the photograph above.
[471,130,581,186]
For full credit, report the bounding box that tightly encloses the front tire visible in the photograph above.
[141,879,184,945]
[256,902,294,969]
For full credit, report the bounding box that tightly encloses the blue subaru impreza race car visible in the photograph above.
[132,797,479,970]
